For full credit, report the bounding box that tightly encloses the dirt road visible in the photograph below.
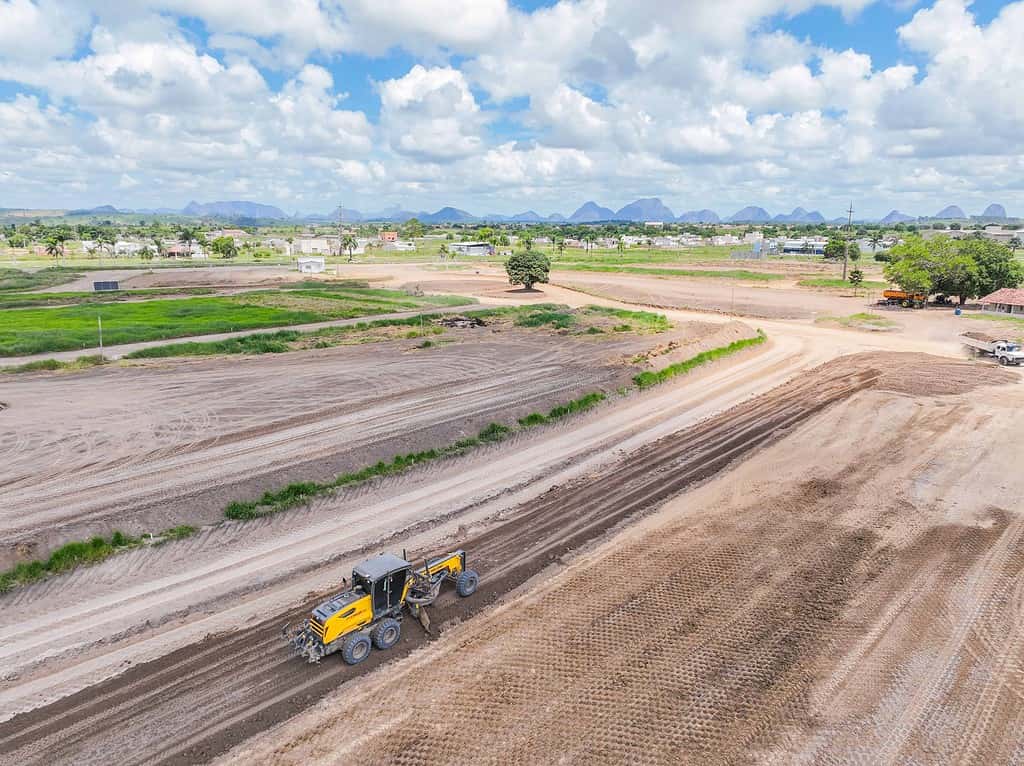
[2,353,1012,765]
[221,356,1023,766]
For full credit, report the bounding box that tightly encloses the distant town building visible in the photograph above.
[779,237,827,255]
[449,242,494,257]
[384,240,416,251]
[379,230,399,242]
[979,288,1024,316]
[207,229,249,243]
[297,256,326,274]
[297,238,333,255]
[644,221,664,228]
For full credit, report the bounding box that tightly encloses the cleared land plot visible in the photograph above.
[0,314,711,560]
[0,285,469,356]
[0,267,81,292]
[217,356,1024,766]
[1,354,1015,766]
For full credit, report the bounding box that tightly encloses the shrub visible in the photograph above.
[874,252,892,262]
[633,332,767,389]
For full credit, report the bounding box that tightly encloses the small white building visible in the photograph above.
[384,240,417,252]
[297,256,326,274]
[297,238,333,255]
[449,241,494,257]
[980,288,1024,316]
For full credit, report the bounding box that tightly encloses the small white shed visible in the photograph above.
[297,256,326,274]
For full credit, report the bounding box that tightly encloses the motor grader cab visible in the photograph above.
[286,549,478,665]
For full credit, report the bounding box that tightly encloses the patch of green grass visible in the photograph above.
[963,313,1024,338]
[0,288,474,356]
[513,308,576,329]
[0,266,81,292]
[815,312,897,329]
[126,331,302,358]
[0,530,139,593]
[518,391,607,428]
[797,277,888,289]
[554,263,785,281]
[633,332,767,389]
[581,305,671,332]
[1,354,107,374]
[0,287,215,308]
[159,525,198,541]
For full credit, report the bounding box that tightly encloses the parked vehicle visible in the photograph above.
[880,289,927,309]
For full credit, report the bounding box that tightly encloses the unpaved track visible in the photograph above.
[220,360,1023,766]
[2,353,1004,765]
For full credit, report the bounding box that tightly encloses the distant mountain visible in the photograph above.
[511,210,545,222]
[771,207,826,224]
[879,210,915,224]
[728,206,771,223]
[569,201,616,222]
[420,206,476,223]
[183,200,287,219]
[982,203,1007,219]
[547,213,566,222]
[677,209,720,224]
[934,205,966,219]
[68,204,120,216]
[614,198,676,222]
[324,206,364,222]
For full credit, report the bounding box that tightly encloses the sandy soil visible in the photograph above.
[219,357,1024,766]
[1,320,715,561]
[3,261,1022,766]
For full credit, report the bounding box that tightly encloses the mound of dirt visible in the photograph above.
[833,352,1017,397]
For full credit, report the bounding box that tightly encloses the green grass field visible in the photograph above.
[551,263,785,281]
[0,287,473,356]
[0,267,82,291]
[0,287,216,308]
[798,277,889,290]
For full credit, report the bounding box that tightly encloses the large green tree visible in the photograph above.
[884,235,1022,303]
[505,251,550,291]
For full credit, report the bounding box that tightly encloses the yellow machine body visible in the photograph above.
[307,550,467,650]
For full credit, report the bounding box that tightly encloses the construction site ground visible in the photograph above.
[1,262,1021,765]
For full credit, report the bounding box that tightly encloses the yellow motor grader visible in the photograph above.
[285,549,478,665]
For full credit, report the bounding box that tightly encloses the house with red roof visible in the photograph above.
[979,288,1024,316]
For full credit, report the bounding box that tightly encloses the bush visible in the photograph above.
[874,252,892,262]
[478,422,511,442]
[0,530,139,592]
[518,412,548,427]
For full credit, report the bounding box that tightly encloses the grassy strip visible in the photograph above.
[633,331,767,389]
[0,266,82,292]
[0,287,215,308]
[518,392,606,427]
[554,263,784,281]
[0,525,201,593]
[582,305,672,332]
[225,421,515,520]
[1,354,107,374]
[815,312,897,329]
[963,313,1024,338]
[0,531,139,593]
[125,331,302,358]
[798,278,888,289]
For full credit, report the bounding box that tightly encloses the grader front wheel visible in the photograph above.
[456,569,479,597]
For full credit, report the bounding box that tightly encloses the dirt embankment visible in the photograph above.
[0,353,1013,766]
[221,356,1023,766]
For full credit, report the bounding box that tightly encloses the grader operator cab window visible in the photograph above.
[374,570,408,614]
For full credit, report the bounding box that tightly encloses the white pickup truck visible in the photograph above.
[961,332,1024,366]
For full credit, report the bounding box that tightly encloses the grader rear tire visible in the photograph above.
[372,618,401,650]
[456,569,479,597]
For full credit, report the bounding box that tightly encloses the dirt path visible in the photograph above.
[217,359,1024,766]
[1,354,1011,765]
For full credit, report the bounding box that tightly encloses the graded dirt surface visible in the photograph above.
[3,260,1023,766]
[0,316,715,561]
[220,356,1023,766]
[1,353,1017,766]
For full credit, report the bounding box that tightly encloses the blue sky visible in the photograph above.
[0,0,1022,219]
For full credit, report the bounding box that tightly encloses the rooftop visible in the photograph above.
[980,288,1024,306]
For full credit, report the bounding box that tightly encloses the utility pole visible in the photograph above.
[337,202,343,276]
[842,202,853,281]
[97,315,103,356]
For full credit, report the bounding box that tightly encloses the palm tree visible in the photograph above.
[151,235,164,258]
[341,234,357,262]
[177,226,198,257]
[554,237,565,261]
[1009,236,1021,255]
[438,243,449,261]
[45,238,61,260]
[521,235,533,252]
[868,232,883,253]
[583,231,596,254]
[616,236,625,256]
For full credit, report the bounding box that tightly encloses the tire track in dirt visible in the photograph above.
[0,356,896,766]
